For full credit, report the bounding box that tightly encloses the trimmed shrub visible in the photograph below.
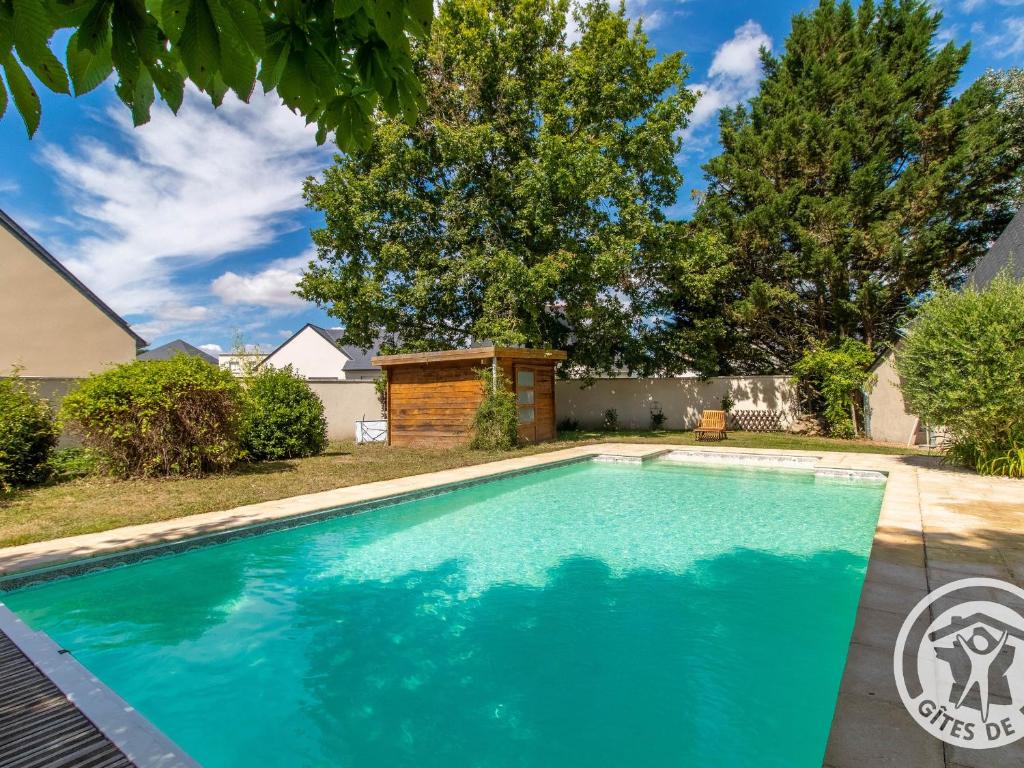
[792,340,875,438]
[896,275,1024,477]
[47,448,100,483]
[470,370,519,451]
[557,416,580,432]
[650,408,666,431]
[602,408,619,431]
[240,366,328,460]
[60,356,242,478]
[0,375,59,490]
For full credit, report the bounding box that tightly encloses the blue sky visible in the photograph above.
[0,0,1020,355]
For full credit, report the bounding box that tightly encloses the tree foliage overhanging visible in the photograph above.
[0,0,432,149]
[298,0,728,376]
[689,0,1024,374]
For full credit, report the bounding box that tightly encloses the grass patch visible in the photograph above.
[0,431,927,548]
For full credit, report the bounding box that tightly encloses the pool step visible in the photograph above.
[662,450,819,470]
[814,467,887,482]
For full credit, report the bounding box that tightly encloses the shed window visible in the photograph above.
[517,370,534,387]
[518,408,535,424]
[517,390,535,405]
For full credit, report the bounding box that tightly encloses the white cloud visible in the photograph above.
[935,23,961,44]
[211,252,312,308]
[961,0,1024,11]
[0,177,20,194]
[40,87,329,328]
[707,20,770,82]
[199,343,224,355]
[985,17,1024,56]
[682,20,772,145]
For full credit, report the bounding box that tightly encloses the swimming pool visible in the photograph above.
[2,459,884,767]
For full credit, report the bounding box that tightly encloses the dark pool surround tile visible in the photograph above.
[0,456,592,592]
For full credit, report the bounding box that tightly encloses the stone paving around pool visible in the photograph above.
[0,443,1021,767]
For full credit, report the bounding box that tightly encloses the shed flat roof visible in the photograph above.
[372,346,567,366]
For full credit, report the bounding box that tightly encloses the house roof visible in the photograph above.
[0,208,147,349]
[138,339,217,365]
[264,323,385,371]
[373,346,567,367]
[968,207,1024,289]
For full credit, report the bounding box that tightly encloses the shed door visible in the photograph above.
[515,366,538,443]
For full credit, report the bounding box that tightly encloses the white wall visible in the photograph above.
[263,327,349,380]
[307,380,383,440]
[864,351,922,446]
[555,376,797,430]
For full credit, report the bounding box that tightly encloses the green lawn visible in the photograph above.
[0,431,928,549]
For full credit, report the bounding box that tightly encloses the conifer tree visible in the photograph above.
[692,0,1024,373]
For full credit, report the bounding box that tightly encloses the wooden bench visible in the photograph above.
[694,409,728,441]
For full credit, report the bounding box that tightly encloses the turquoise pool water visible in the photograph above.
[3,460,884,767]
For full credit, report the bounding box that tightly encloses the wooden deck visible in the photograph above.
[0,629,133,768]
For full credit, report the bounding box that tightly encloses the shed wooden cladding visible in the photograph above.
[372,347,567,447]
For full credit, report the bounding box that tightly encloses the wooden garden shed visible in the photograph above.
[372,346,567,447]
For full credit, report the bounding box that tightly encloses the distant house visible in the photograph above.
[138,339,217,365]
[865,208,1023,445]
[259,324,383,381]
[0,208,144,380]
[218,353,266,377]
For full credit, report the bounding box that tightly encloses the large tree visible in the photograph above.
[298,0,719,375]
[691,0,1024,373]
[0,0,431,149]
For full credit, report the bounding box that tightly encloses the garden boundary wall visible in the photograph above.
[306,381,384,440]
[554,376,797,431]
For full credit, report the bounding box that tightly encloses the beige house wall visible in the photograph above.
[306,381,383,440]
[0,225,138,377]
[555,376,797,431]
[864,351,920,446]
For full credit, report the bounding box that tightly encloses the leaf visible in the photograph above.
[161,0,192,44]
[110,4,140,93]
[131,68,155,125]
[48,0,97,27]
[221,0,264,54]
[328,92,372,152]
[130,13,165,67]
[0,74,7,120]
[277,51,317,113]
[369,0,406,51]
[77,0,113,53]
[334,0,362,20]
[207,71,227,106]
[305,47,335,89]
[12,0,70,93]
[2,54,41,136]
[356,43,392,97]
[393,67,421,123]
[257,38,288,91]
[66,30,113,95]
[150,61,185,111]
[178,0,219,89]
[206,0,255,99]
[405,0,431,40]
